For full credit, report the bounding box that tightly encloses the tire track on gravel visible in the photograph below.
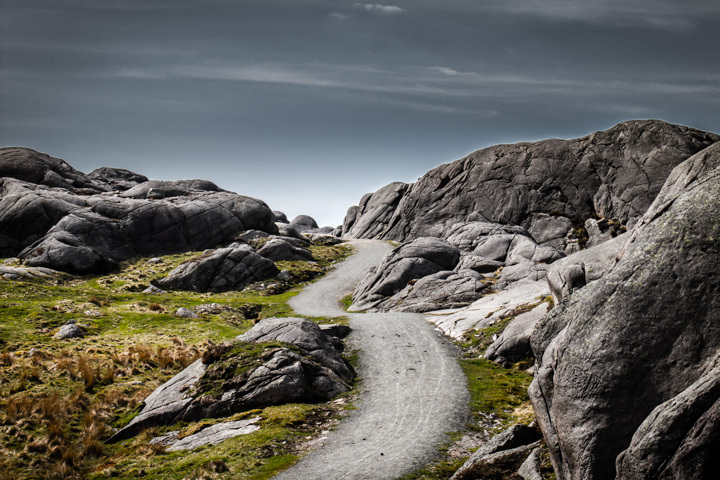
[273,240,468,480]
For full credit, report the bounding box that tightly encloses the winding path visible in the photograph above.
[274,240,468,480]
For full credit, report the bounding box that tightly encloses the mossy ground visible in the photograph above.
[0,243,354,480]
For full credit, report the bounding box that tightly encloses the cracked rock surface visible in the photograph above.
[0,147,277,274]
[341,120,719,250]
[529,142,720,480]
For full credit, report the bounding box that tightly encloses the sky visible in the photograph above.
[1,0,719,227]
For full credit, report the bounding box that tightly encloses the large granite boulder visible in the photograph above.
[529,141,720,480]
[155,243,278,292]
[342,121,719,249]
[350,237,460,311]
[289,214,319,233]
[350,222,562,320]
[109,318,353,441]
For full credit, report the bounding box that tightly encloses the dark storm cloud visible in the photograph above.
[1,0,719,225]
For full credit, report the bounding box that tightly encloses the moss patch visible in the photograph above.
[0,243,353,480]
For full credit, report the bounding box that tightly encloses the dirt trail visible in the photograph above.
[274,240,468,480]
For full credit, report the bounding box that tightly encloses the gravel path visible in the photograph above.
[274,240,468,480]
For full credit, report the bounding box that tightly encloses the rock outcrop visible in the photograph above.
[342,120,719,250]
[351,222,562,318]
[529,141,720,480]
[0,147,278,274]
[156,244,278,293]
[110,318,353,441]
[450,424,542,480]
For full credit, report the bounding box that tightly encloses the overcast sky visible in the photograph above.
[1,0,719,226]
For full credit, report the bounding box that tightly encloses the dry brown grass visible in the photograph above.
[0,350,14,366]
[148,302,165,312]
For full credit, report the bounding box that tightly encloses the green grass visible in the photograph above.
[0,243,354,480]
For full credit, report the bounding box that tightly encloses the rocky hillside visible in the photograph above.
[0,147,336,275]
[342,120,719,252]
[344,120,720,479]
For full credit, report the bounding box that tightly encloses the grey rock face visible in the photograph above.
[342,121,719,247]
[484,302,549,364]
[0,147,108,193]
[350,237,460,311]
[518,448,544,480]
[256,238,313,262]
[351,223,562,316]
[87,167,148,191]
[450,424,542,480]
[342,182,408,239]
[289,214,319,233]
[238,317,352,382]
[175,307,199,319]
[615,358,720,480]
[118,179,220,199]
[0,148,278,273]
[110,318,352,441]
[150,416,261,451]
[304,233,343,245]
[272,210,289,223]
[18,191,276,275]
[545,233,627,304]
[156,244,278,293]
[529,142,720,480]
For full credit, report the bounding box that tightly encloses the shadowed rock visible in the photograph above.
[484,302,549,365]
[156,243,279,293]
[0,148,278,273]
[450,424,542,480]
[530,142,720,480]
[256,238,313,262]
[87,167,148,191]
[350,237,460,311]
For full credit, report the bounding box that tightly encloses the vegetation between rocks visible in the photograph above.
[0,243,354,479]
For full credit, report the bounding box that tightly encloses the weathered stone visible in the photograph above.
[518,448,543,480]
[176,307,199,319]
[529,142,720,480]
[350,237,460,311]
[237,317,352,382]
[256,238,313,262]
[156,244,278,293]
[545,233,627,304]
[426,280,549,339]
[450,424,542,480]
[342,121,719,248]
[485,303,549,364]
[54,323,84,339]
[149,416,261,451]
[289,214,319,233]
[87,167,148,191]
[272,210,289,223]
[369,269,487,313]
